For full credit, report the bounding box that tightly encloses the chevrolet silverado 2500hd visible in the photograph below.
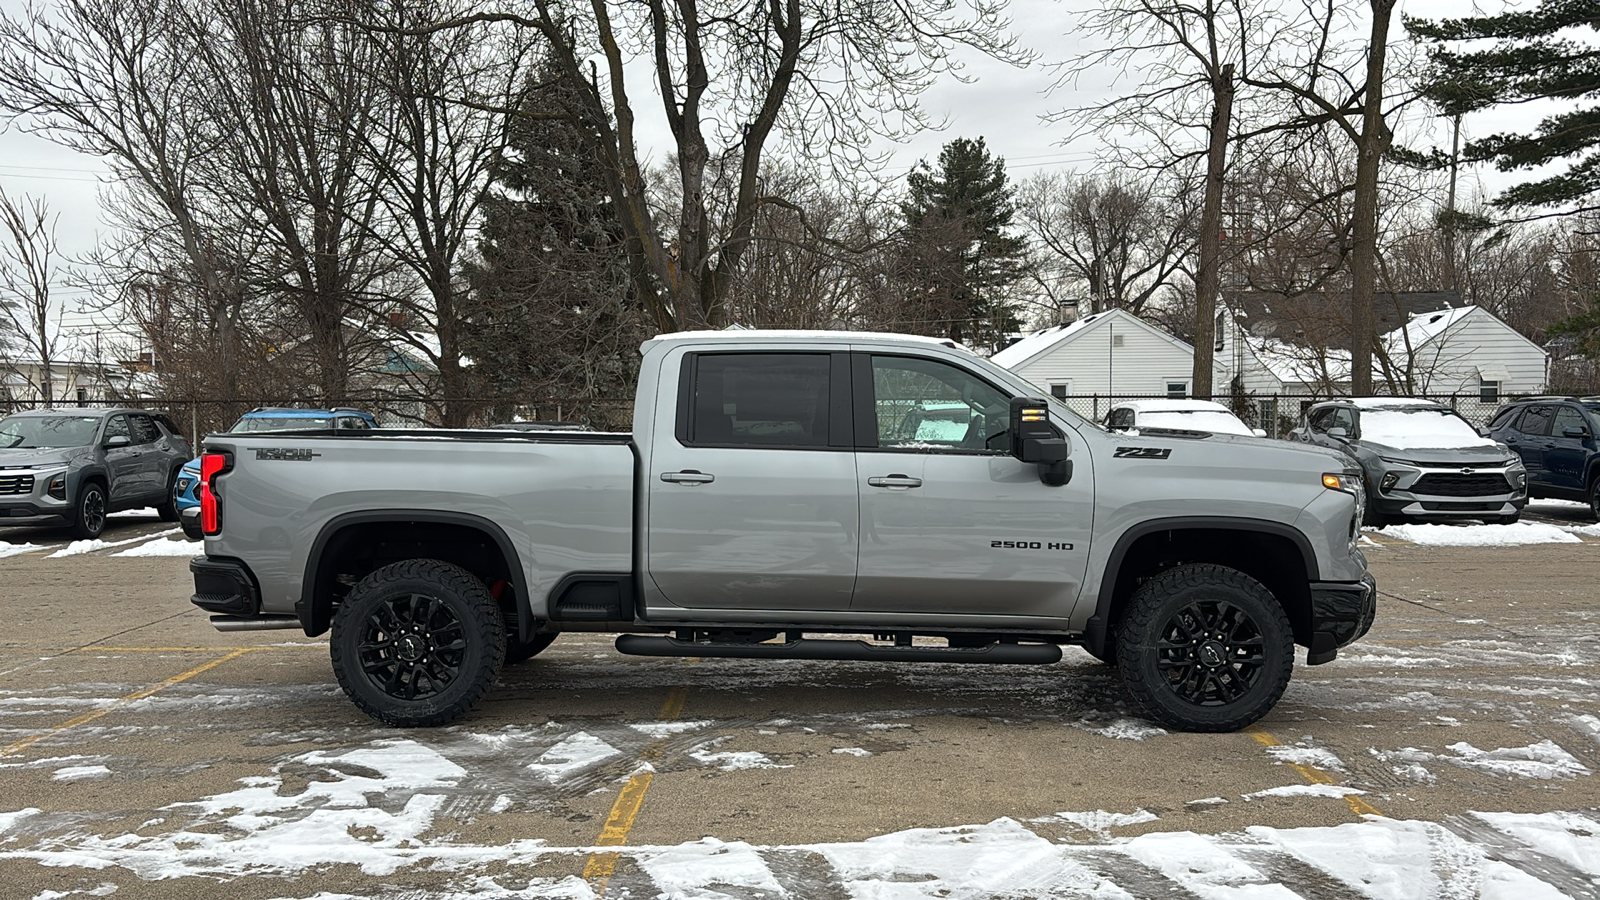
[187,330,1376,732]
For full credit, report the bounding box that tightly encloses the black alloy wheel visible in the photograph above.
[330,559,505,727]
[72,483,106,539]
[1117,563,1293,732]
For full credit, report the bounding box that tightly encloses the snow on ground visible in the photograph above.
[0,541,45,559]
[1374,740,1591,781]
[112,537,201,557]
[687,737,792,771]
[3,738,1599,898]
[50,765,110,781]
[1072,718,1168,741]
[525,732,621,783]
[1374,522,1582,546]
[47,530,179,558]
[1243,784,1368,800]
[627,720,712,739]
[1265,744,1347,772]
[107,507,159,519]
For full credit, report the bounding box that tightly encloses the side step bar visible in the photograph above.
[615,634,1062,664]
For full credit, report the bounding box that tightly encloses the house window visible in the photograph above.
[1165,381,1188,399]
[1479,380,1500,403]
[1049,383,1070,399]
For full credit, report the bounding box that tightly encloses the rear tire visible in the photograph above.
[505,632,558,664]
[1116,564,1294,733]
[70,482,106,539]
[330,559,505,727]
[157,469,181,522]
[1588,476,1599,522]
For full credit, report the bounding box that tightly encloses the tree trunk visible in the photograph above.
[1192,63,1234,401]
[1350,0,1395,397]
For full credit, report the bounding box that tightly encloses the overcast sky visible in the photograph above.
[0,0,1550,315]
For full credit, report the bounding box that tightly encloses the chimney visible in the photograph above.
[388,311,407,328]
[1058,300,1079,326]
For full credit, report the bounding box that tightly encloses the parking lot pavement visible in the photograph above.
[1,538,1598,898]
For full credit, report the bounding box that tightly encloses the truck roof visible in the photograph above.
[643,329,971,353]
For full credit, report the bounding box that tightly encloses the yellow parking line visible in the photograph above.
[1247,728,1383,817]
[583,685,692,889]
[1,648,256,756]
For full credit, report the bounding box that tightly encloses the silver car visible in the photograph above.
[1292,398,1526,526]
[0,408,193,538]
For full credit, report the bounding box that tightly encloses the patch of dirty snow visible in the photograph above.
[1379,522,1580,546]
[1251,818,1515,900]
[107,507,158,518]
[0,808,40,834]
[831,747,872,757]
[1265,744,1346,771]
[526,732,620,782]
[808,817,1130,899]
[1043,809,1158,838]
[47,530,178,557]
[1243,784,1367,800]
[633,837,785,898]
[31,884,118,899]
[1122,831,1297,899]
[1569,713,1600,745]
[1186,797,1228,807]
[688,738,791,772]
[52,765,111,781]
[112,538,201,557]
[1563,522,1600,537]
[0,541,46,559]
[626,720,711,739]
[863,722,910,731]
[1474,811,1600,877]
[489,795,513,814]
[1074,718,1168,741]
[1442,740,1590,779]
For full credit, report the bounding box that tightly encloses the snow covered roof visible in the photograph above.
[646,329,973,352]
[1386,306,1475,352]
[990,309,1191,370]
[1109,399,1232,414]
[1244,336,1351,386]
[1348,397,1444,410]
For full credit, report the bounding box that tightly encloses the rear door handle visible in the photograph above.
[661,469,715,484]
[867,474,922,489]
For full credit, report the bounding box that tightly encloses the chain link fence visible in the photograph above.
[1051,392,1552,439]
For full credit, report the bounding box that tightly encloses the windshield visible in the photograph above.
[1360,408,1482,448]
[1137,410,1253,436]
[232,415,335,432]
[0,415,101,449]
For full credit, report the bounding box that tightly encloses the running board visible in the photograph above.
[614,634,1062,664]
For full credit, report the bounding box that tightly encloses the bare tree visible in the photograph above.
[1016,170,1193,317]
[1059,0,1280,399]
[0,189,61,406]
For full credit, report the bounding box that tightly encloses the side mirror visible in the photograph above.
[1252,428,1267,438]
[1477,426,1491,438]
[105,434,131,448]
[1010,397,1072,486]
[1564,427,1590,438]
[1327,427,1349,441]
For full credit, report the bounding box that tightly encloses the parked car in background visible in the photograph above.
[1103,399,1266,437]
[1292,398,1526,527]
[0,408,192,538]
[1486,396,1600,520]
[174,408,377,515]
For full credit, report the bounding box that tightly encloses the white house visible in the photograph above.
[1215,303,1547,403]
[991,308,1226,402]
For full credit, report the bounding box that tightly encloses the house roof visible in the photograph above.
[990,308,1195,369]
[1225,290,1464,347]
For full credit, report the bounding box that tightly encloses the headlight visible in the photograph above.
[47,472,67,500]
[1322,472,1363,494]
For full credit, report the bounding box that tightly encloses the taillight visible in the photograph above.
[199,452,230,535]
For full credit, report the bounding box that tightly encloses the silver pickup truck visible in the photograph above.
[188,330,1376,732]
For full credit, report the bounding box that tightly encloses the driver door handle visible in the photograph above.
[661,470,715,484]
[868,474,923,489]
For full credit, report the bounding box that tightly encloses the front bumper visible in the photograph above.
[1371,461,1525,520]
[0,467,73,526]
[1305,574,1377,665]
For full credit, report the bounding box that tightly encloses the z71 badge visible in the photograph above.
[1114,446,1172,459]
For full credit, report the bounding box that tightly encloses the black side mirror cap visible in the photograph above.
[1009,397,1072,486]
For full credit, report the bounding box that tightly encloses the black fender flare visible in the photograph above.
[1082,516,1320,657]
[298,509,529,638]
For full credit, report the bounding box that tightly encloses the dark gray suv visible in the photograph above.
[1292,398,1526,526]
[0,408,193,538]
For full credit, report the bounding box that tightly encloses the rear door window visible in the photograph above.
[1553,406,1587,437]
[1516,405,1555,436]
[129,414,160,444]
[684,353,834,448]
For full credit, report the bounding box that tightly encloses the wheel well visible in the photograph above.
[303,520,519,636]
[1102,528,1314,646]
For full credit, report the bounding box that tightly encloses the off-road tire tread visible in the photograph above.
[330,558,505,728]
[505,631,558,665]
[1116,563,1293,733]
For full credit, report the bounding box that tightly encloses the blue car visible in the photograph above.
[174,408,378,513]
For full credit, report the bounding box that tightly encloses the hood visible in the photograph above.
[0,446,80,468]
[1360,439,1511,464]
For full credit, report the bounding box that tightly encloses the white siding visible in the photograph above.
[1403,309,1547,396]
[1007,310,1226,397]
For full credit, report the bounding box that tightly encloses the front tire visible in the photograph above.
[1116,564,1294,733]
[71,482,106,539]
[330,559,505,727]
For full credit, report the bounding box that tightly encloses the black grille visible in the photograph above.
[1412,473,1511,497]
[0,474,34,495]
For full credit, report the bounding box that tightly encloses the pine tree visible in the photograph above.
[899,137,1027,348]
[1411,1,1600,209]
[461,62,651,428]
